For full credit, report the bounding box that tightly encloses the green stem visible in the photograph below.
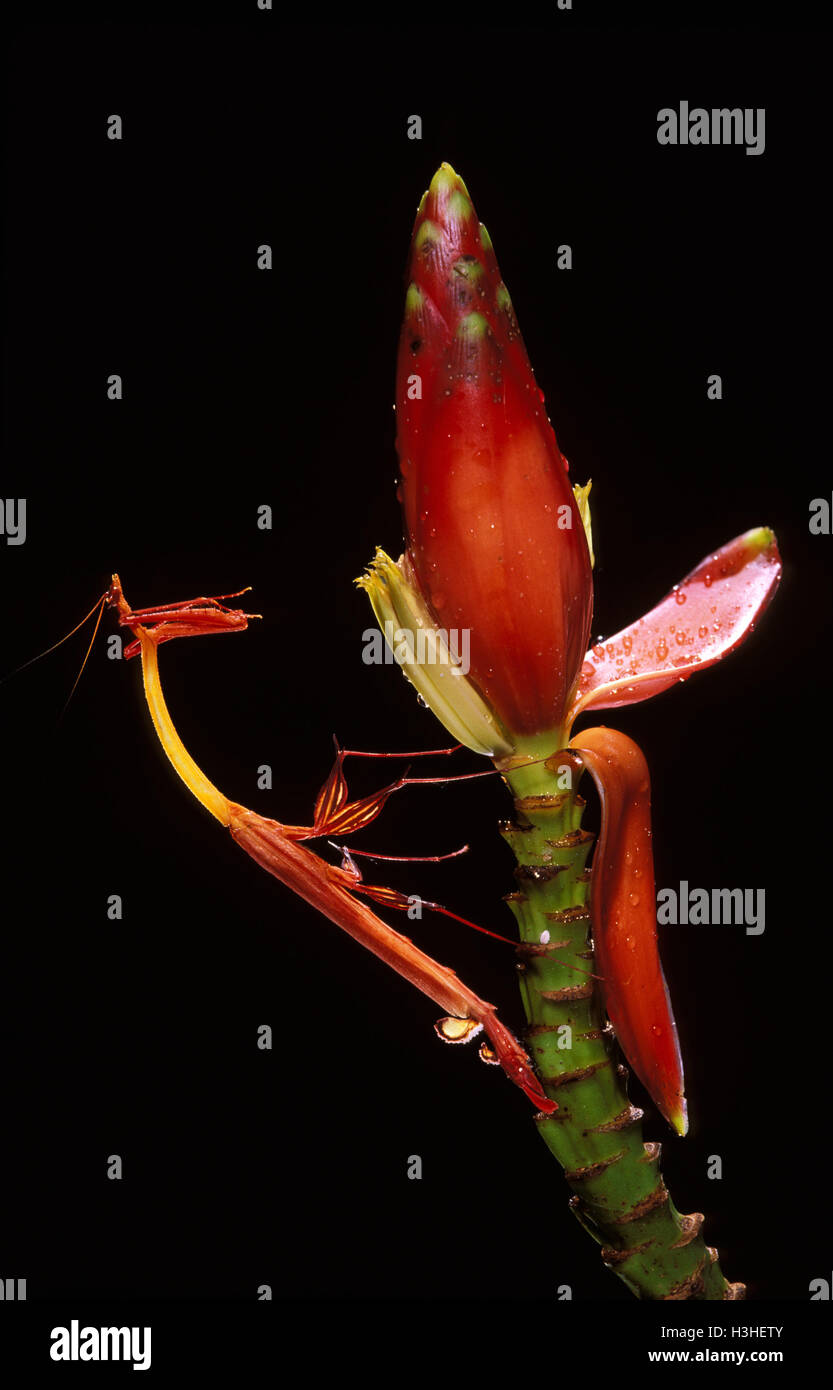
[498,745,744,1301]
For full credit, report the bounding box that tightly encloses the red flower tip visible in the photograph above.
[396,164,593,740]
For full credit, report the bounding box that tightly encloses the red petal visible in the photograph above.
[568,528,780,725]
[568,726,688,1135]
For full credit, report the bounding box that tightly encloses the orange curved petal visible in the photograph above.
[568,726,688,1135]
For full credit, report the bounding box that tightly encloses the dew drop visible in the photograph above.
[703,574,713,588]
[539,929,551,945]
[656,638,668,661]
[674,589,687,605]
[698,625,708,638]
[628,894,640,908]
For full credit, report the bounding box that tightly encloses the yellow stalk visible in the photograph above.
[137,628,231,826]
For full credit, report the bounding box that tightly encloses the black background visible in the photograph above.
[1,4,830,1358]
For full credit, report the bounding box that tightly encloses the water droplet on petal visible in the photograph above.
[674,589,687,605]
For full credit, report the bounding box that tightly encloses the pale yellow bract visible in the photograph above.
[356,548,514,759]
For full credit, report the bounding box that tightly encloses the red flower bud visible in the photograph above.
[395,164,593,741]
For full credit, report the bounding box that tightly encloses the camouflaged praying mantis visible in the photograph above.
[101,163,779,1300]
